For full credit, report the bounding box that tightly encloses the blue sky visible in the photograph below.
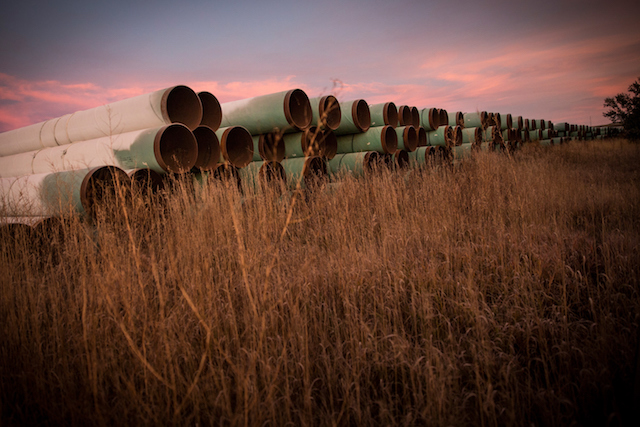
[1,0,639,131]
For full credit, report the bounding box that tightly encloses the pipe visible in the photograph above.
[410,107,420,129]
[127,168,165,196]
[335,125,397,155]
[238,161,287,193]
[427,125,450,147]
[333,100,371,135]
[369,102,398,128]
[327,151,381,178]
[420,108,440,131]
[210,163,242,190]
[514,116,523,130]
[521,130,531,143]
[539,139,553,147]
[1,166,130,217]
[0,85,203,157]
[529,129,542,141]
[309,95,341,131]
[417,127,428,147]
[408,146,430,167]
[541,129,555,139]
[439,109,449,129]
[452,125,463,146]
[554,122,570,132]
[492,112,502,129]
[197,91,223,131]
[397,105,412,126]
[546,120,553,130]
[219,89,312,135]
[251,132,286,162]
[395,126,418,152]
[551,137,564,145]
[524,118,531,130]
[215,126,254,168]
[389,150,410,169]
[448,111,464,127]
[0,124,198,178]
[320,129,338,160]
[283,126,321,159]
[500,114,513,130]
[464,111,488,129]
[452,143,473,162]
[461,127,482,145]
[280,156,328,189]
[192,126,221,171]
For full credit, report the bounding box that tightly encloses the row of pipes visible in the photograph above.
[0,84,606,229]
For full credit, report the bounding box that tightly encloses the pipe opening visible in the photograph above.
[192,126,221,171]
[128,168,165,197]
[258,161,287,191]
[398,105,411,126]
[394,149,410,169]
[259,132,286,162]
[417,127,427,147]
[384,102,398,127]
[81,166,131,218]
[410,107,420,129]
[154,124,198,173]
[403,126,418,152]
[456,112,464,126]
[454,126,463,146]
[352,99,371,132]
[221,126,254,168]
[363,151,382,172]
[284,89,312,131]
[197,91,222,131]
[318,95,341,130]
[302,126,321,156]
[439,109,448,129]
[381,125,398,154]
[163,85,203,130]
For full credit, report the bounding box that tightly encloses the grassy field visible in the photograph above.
[1,139,639,426]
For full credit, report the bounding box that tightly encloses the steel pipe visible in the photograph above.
[192,126,221,171]
[369,102,398,128]
[336,125,397,155]
[427,125,450,147]
[0,85,202,157]
[197,91,222,131]
[328,151,382,177]
[417,127,428,147]
[280,156,328,189]
[309,95,341,130]
[0,124,198,178]
[239,161,287,193]
[1,166,129,217]
[334,100,371,135]
[395,126,418,152]
[461,127,482,145]
[252,132,285,162]
[420,108,440,131]
[452,143,473,162]
[215,126,254,168]
[127,168,165,196]
[464,111,488,129]
[500,114,513,130]
[220,89,312,135]
[439,109,449,129]
[448,111,464,127]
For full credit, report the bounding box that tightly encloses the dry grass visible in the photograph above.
[1,139,640,426]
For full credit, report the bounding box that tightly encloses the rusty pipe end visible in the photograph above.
[403,125,418,152]
[320,129,337,160]
[197,91,222,131]
[439,109,448,129]
[456,111,464,127]
[153,124,198,173]
[212,163,242,191]
[398,105,411,126]
[381,125,398,155]
[258,161,287,191]
[454,126,463,146]
[351,99,371,133]
[259,132,286,162]
[220,126,254,168]
[302,156,328,188]
[161,85,203,130]
[384,102,399,127]
[192,126,221,171]
[318,95,341,130]
[128,168,165,195]
[80,166,131,217]
[417,126,428,147]
[410,106,420,129]
[284,89,313,131]
[394,149,410,169]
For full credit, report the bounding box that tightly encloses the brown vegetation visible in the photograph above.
[1,139,640,426]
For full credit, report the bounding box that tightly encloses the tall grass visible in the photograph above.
[1,139,639,426]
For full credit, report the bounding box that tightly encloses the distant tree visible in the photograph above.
[603,77,640,141]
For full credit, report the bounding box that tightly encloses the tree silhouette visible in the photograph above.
[603,77,640,141]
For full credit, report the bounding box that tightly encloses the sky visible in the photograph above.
[1,0,639,132]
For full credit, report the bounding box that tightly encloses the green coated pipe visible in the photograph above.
[251,132,286,162]
[452,125,463,146]
[551,137,564,145]
[521,130,530,143]
[420,108,440,131]
[427,125,450,147]
[448,111,464,127]
[334,99,371,135]
[197,91,222,131]
[395,125,418,152]
[282,126,320,159]
[1,166,130,218]
[369,102,398,128]
[524,118,530,130]
[500,114,513,130]
[463,111,488,129]
[397,105,412,126]
[417,127,428,147]
[539,139,553,147]
[461,127,482,145]
[127,168,164,197]
[439,109,449,129]
[546,120,553,130]
[514,116,523,130]
[309,95,341,131]
[389,149,410,170]
[541,129,555,139]
[215,126,254,168]
[238,160,287,193]
[320,129,338,160]
[211,163,242,190]
[192,126,221,171]
[220,89,312,135]
[554,122,570,132]
[410,107,421,128]
[407,146,431,167]
[327,151,382,178]
[335,125,397,155]
[529,129,542,141]
[280,156,328,189]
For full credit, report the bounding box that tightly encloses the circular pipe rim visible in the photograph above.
[192,125,221,171]
[320,129,337,160]
[258,161,287,190]
[302,156,328,188]
[212,163,242,190]
[283,89,313,131]
[318,95,341,130]
[403,126,418,152]
[384,102,398,127]
[351,99,371,133]
[80,165,130,217]
[410,107,420,129]
[161,85,203,130]
[128,168,165,194]
[221,126,254,168]
[153,123,199,173]
[197,91,222,131]
[381,125,398,154]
